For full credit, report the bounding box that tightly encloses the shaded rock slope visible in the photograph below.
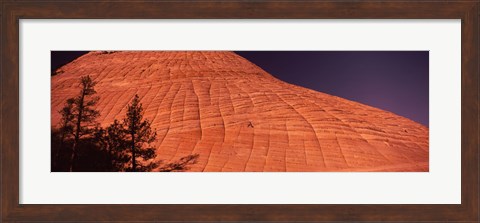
[51,51,429,172]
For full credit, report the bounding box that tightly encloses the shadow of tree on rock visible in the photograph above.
[158,154,200,172]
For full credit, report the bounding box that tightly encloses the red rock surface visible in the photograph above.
[51,51,429,172]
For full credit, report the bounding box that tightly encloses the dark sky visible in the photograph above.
[51,51,429,127]
[51,51,89,74]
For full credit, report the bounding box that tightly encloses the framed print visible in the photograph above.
[1,1,478,222]
[23,22,455,205]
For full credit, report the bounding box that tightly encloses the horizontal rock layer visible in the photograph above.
[51,51,429,172]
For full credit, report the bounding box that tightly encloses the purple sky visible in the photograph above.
[52,51,429,126]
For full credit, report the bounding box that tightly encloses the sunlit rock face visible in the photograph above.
[51,51,429,172]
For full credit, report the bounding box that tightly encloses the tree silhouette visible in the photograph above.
[67,75,100,171]
[94,120,132,171]
[123,94,157,172]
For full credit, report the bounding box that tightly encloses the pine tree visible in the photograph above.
[123,94,157,172]
[96,95,199,172]
[68,75,100,171]
[94,120,130,171]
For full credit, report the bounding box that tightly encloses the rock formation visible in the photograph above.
[51,51,429,172]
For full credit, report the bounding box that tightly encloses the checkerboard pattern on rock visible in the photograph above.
[51,51,429,172]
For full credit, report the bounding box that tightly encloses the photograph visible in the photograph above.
[51,51,429,172]
[3,1,477,222]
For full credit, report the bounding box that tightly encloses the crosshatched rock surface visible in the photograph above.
[51,51,429,172]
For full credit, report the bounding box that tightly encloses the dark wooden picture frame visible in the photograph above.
[1,1,478,222]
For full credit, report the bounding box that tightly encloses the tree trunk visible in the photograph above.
[131,130,136,172]
[69,91,85,172]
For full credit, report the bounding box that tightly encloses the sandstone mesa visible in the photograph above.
[51,51,429,172]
